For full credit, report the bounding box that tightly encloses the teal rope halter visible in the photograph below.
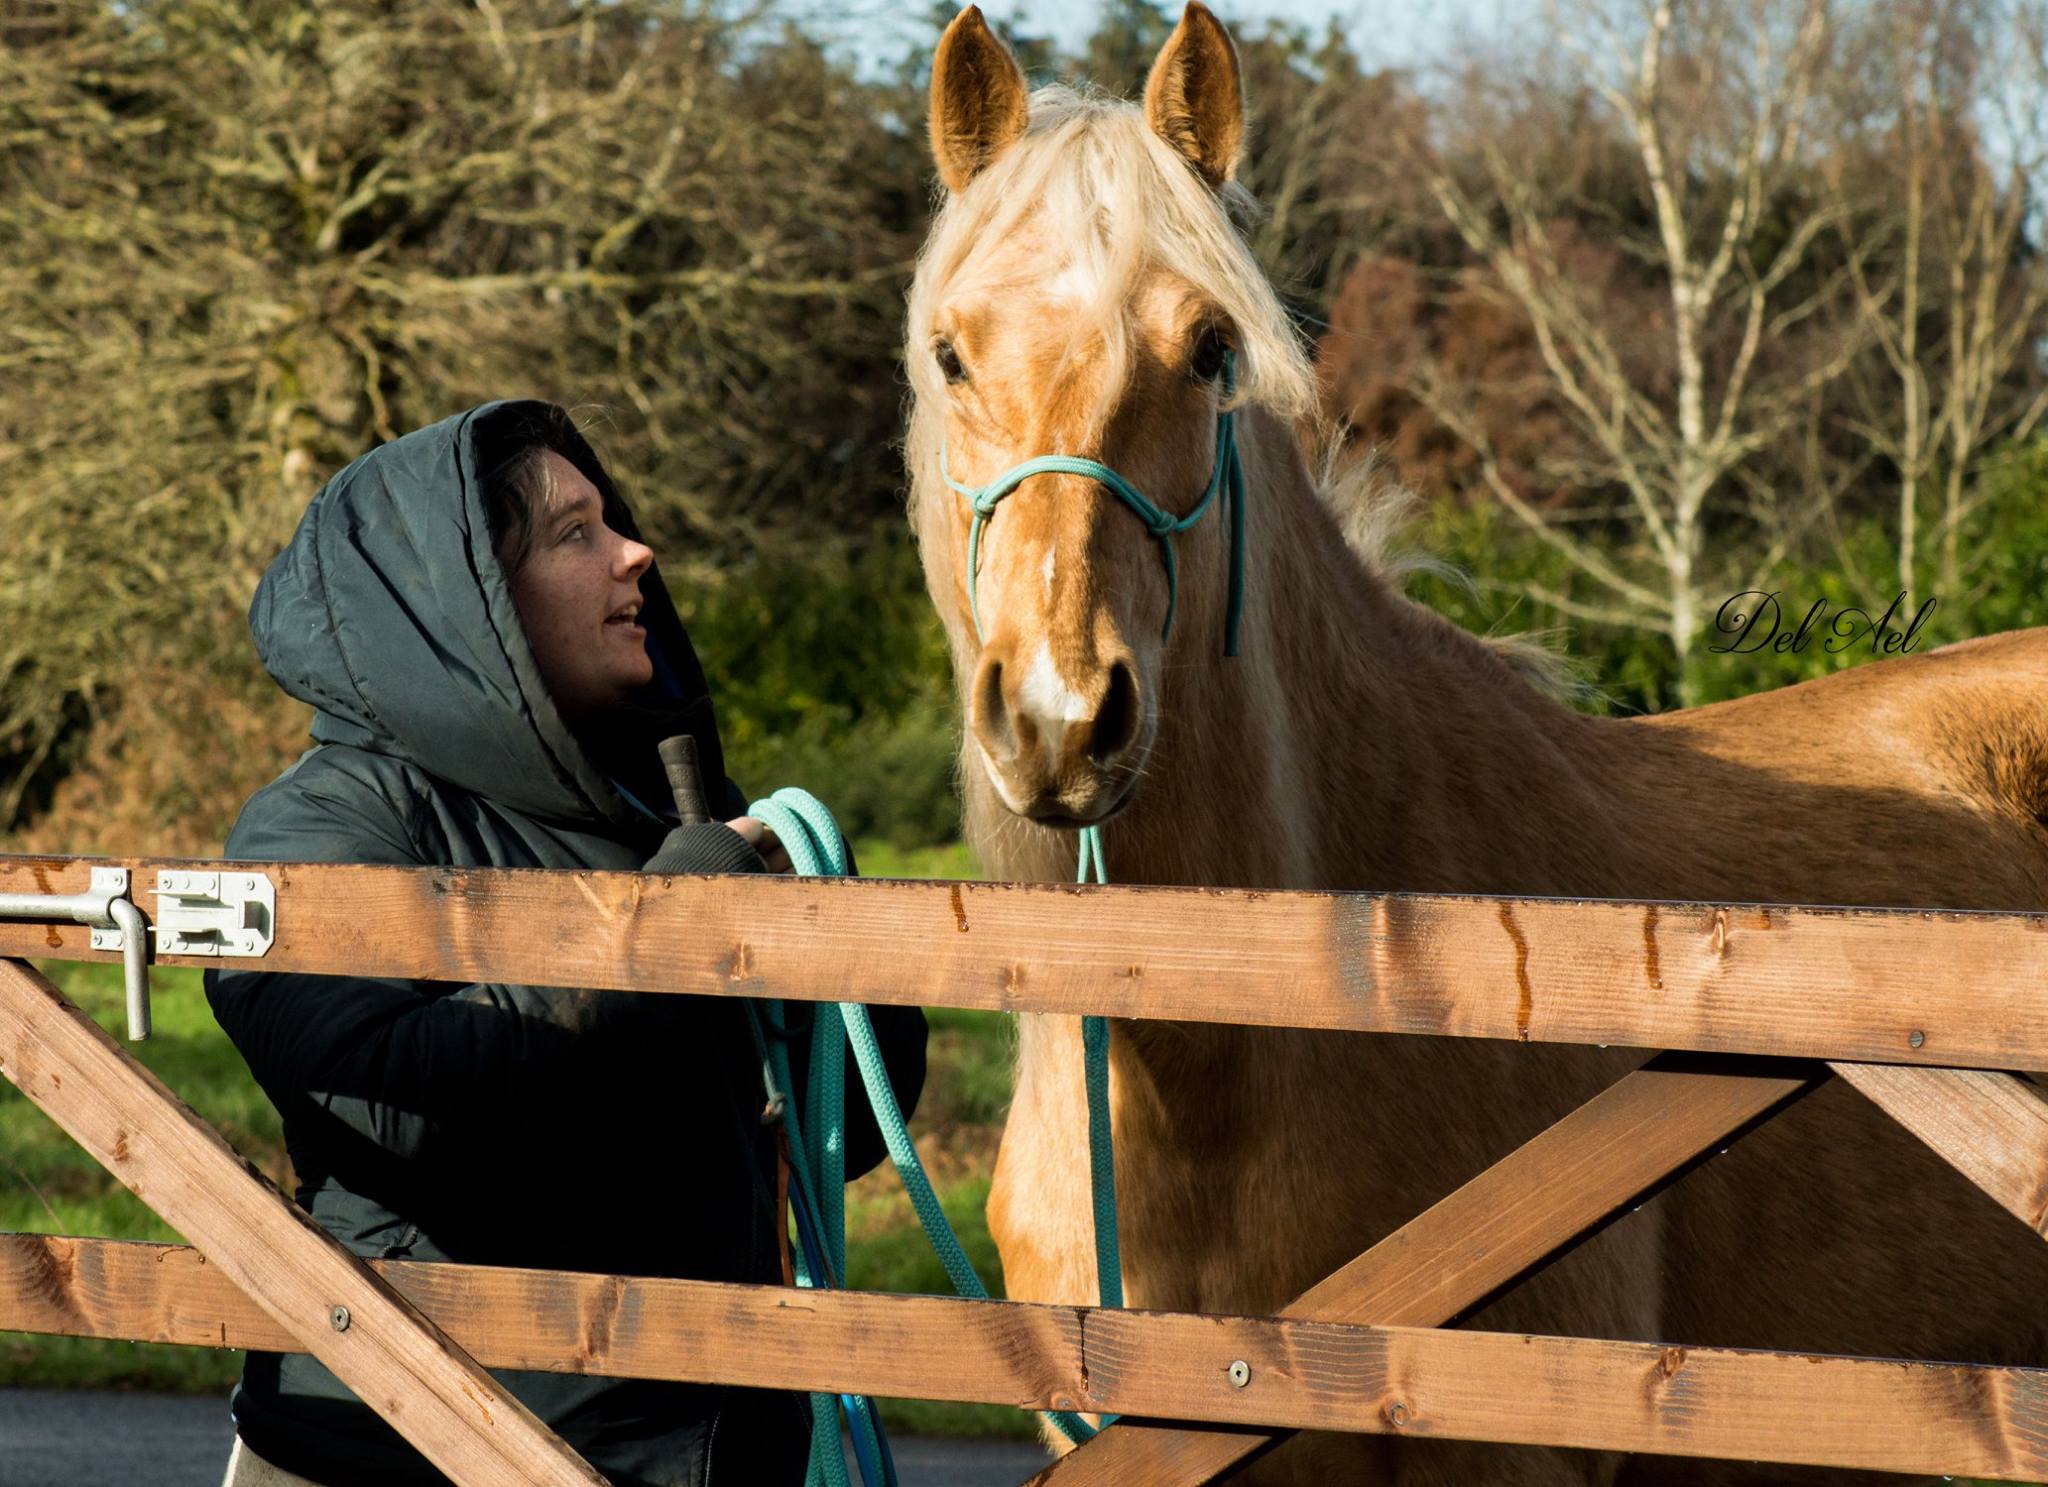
[940,355,1246,656]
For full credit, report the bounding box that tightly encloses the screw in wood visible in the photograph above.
[329,1305,350,1332]
[1227,1359,1251,1388]
[1908,1030,1926,1049]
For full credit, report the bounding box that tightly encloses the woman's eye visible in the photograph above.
[934,338,968,385]
[1191,328,1228,382]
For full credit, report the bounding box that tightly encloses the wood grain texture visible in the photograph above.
[0,959,608,1487]
[0,1232,1087,1407]
[4,855,2048,1068]
[1025,1056,1819,1487]
[1834,1060,2048,1235]
[3,1232,2046,1481]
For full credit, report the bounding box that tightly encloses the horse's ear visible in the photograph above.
[1142,2,1244,188]
[930,7,1030,195]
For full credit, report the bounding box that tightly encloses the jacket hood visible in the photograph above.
[250,400,731,829]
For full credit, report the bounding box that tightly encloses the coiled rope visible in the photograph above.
[742,789,1113,1487]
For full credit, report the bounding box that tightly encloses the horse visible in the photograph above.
[904,6,2048,1482]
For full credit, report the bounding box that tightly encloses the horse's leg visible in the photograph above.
[989,1012,1105,1454]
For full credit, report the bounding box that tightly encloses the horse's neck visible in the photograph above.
[964,407,1644,1291]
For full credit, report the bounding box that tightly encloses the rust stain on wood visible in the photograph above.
[1498,904,1533,1041]
[577,1274,627,1371]
[25,1235,83,1320]
[1642,906,1663,991]
[949,884,969,933]
[1646,1342,1703,1432]
[459,1377,494,1427]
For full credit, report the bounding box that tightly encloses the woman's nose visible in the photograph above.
[617,536,654,579]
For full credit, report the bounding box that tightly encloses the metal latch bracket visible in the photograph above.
[150,871,274,957]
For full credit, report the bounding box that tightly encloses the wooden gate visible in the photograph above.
[2,852,2046,1485]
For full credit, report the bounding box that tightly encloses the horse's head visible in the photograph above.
[907,4,1312,829]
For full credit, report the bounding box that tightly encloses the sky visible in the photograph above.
[818,0,1514,83]
[975,0,1499,71]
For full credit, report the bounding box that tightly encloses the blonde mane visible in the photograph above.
[905,86,1317,517]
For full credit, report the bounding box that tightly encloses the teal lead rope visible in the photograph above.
[1076,826,1121,1318]
[747,356,1249,1475]
[743,789,1103,1479]
[738,790,875,1487]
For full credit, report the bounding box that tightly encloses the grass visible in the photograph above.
[0,840,1047,1440]
[0,961,277,1393]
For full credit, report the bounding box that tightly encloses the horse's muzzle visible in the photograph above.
[970,645,1151,823]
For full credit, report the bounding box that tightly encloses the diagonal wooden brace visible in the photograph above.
[1832,1061,2048,1237]
[1023,1053,1820,1487]
[0,958,608,1487]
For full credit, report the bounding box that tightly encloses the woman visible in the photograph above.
[205,401,927,1487]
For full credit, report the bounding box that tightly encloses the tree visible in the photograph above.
[1823,0,2048,603]
[1409,0,1853,703]
[0,0,923,843]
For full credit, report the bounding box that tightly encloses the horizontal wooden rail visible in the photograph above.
[3,1232,2045,1481]
[5,854,2048,1067]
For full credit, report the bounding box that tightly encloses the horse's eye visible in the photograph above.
[1191,327,1228,382]
[935,338,968,385]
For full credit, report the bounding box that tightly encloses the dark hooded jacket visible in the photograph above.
[204,401,926,1487]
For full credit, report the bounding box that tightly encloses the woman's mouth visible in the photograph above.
[604,603,644,637]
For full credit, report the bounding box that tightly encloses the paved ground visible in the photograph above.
[0,1388,1054,1486]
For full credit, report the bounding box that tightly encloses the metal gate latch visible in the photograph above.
[143,871,276,958]
[0,867,273,1043]
[84,870,276,1042]
[0,867,150,1040]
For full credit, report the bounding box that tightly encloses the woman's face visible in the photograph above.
[505,450,657,720]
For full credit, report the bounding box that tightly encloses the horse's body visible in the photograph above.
[908,10,2048,1481]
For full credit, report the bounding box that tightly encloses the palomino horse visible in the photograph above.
[907,5,2048,1483]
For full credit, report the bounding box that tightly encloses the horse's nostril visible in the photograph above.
[974,659,1016,757]
[1090,660,1141,765]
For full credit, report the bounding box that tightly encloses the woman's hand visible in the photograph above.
[722,815,793,874]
